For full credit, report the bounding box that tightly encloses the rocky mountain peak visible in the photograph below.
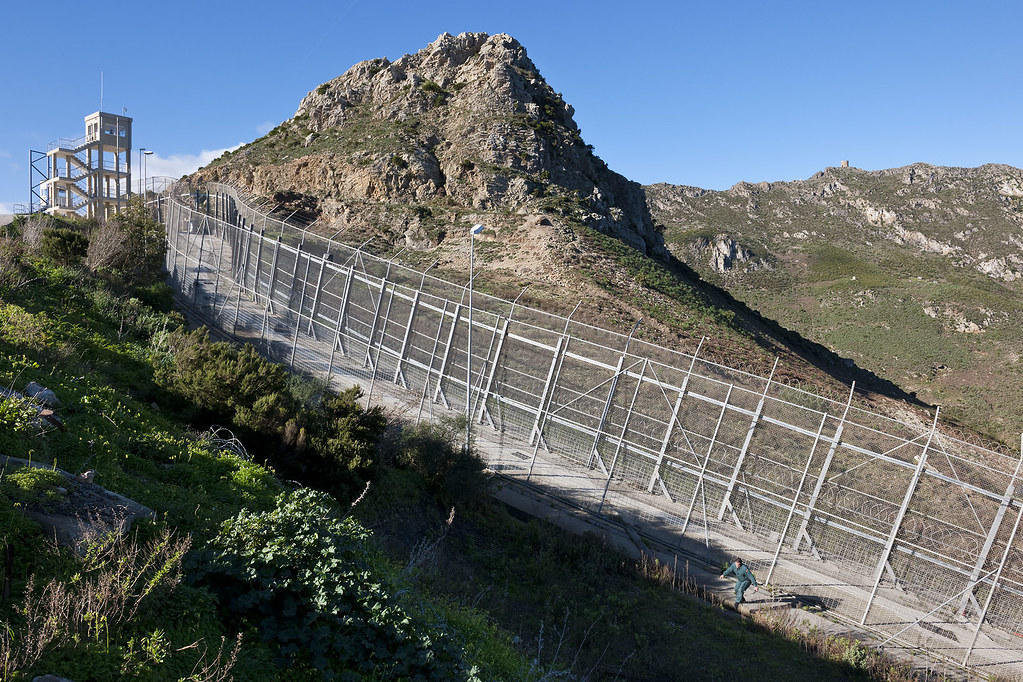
[192,32,661,266]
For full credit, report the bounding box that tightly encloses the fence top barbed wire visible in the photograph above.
[171,180,1023,478]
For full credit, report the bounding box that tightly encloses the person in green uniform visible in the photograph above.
[720,558,759,606]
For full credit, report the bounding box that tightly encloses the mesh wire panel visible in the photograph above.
[165,185,1023,676]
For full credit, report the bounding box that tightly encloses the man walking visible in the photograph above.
[721,558,759,606]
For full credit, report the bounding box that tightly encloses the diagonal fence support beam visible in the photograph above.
[362,279,389,370]
[528,335,567,463]
[717,358,779,521]
[680,384,734,542]
[475,316,510,429]
[793,382,856,553]
[306,252,331,340]
[416,300,451,425]
[290,247,313,367]
[325,266,354,384]
[432,303,462,409]
[393,289,421,389]
[963,502,1023,667]
[588,319,643,475]
[958,440,1023,619]
[861,406,941,626]
[598,358,649,514]
[765,411,830,585]
[648,337,705,495]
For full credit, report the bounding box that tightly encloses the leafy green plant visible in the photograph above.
[198,488,479,680]
[0,396,37,436]
[40,227,88,268]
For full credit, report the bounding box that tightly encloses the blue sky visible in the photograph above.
[1,0,1021,214]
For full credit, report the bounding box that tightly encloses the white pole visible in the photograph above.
[466,224,484,452]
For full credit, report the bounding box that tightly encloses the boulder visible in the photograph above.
[24,382,60,407]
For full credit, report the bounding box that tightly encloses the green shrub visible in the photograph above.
[0,395,38,435]
[132,282,175,313]
[395,417,490,506]
[297,386,387,497]
[40,227,88,267]
[86,196,166,287]
[154,327,296,437]
[198,488,479,680]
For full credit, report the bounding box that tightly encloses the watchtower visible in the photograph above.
[39,111,132,220]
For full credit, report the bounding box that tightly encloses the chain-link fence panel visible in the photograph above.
[161,184,1023,676]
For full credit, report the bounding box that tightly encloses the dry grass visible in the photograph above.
[0,519,190,678]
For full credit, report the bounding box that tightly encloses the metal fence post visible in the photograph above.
[287,240,304,311]
[192,217,207,307]
[474,316,510,428]
[717,358,779,521]
[366,282,397,409]
[588,319,642,474]
[793,382,856,553]
[289,247,314,367]
[306,253,330,339]
[861,407,941,626]
[250,229,266,304]
[648,337,705,494]
[417,300,451,425]
[958,447,1023,619]
[598,358,649,514]
[393,289,421,389]
[432,303,462,409]
[259,236,282,342]
[680,384,734,540]
[211,216,227,310]
[765,411,830,584]
[963,502,1023,667]
[528,335,566,449]
[362,279,389,370]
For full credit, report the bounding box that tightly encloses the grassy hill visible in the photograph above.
[646,163,1023,445]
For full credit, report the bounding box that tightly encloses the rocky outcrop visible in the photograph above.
[646,163,1023,283]
[191,32,663,259]
[685,235,770,274]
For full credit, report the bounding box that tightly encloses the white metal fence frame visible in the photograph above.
[158,182,1023,675]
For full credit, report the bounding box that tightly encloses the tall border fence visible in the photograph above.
[161,183,1023,676]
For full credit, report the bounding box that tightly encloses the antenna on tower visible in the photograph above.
[100,71,104,111]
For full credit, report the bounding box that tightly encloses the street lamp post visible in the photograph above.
[466,223,485,452]
[137,148,145,195]
[143,150,153,198]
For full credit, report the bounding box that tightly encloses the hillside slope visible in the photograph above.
[189,32,964,435]
[646,163,1023,442]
